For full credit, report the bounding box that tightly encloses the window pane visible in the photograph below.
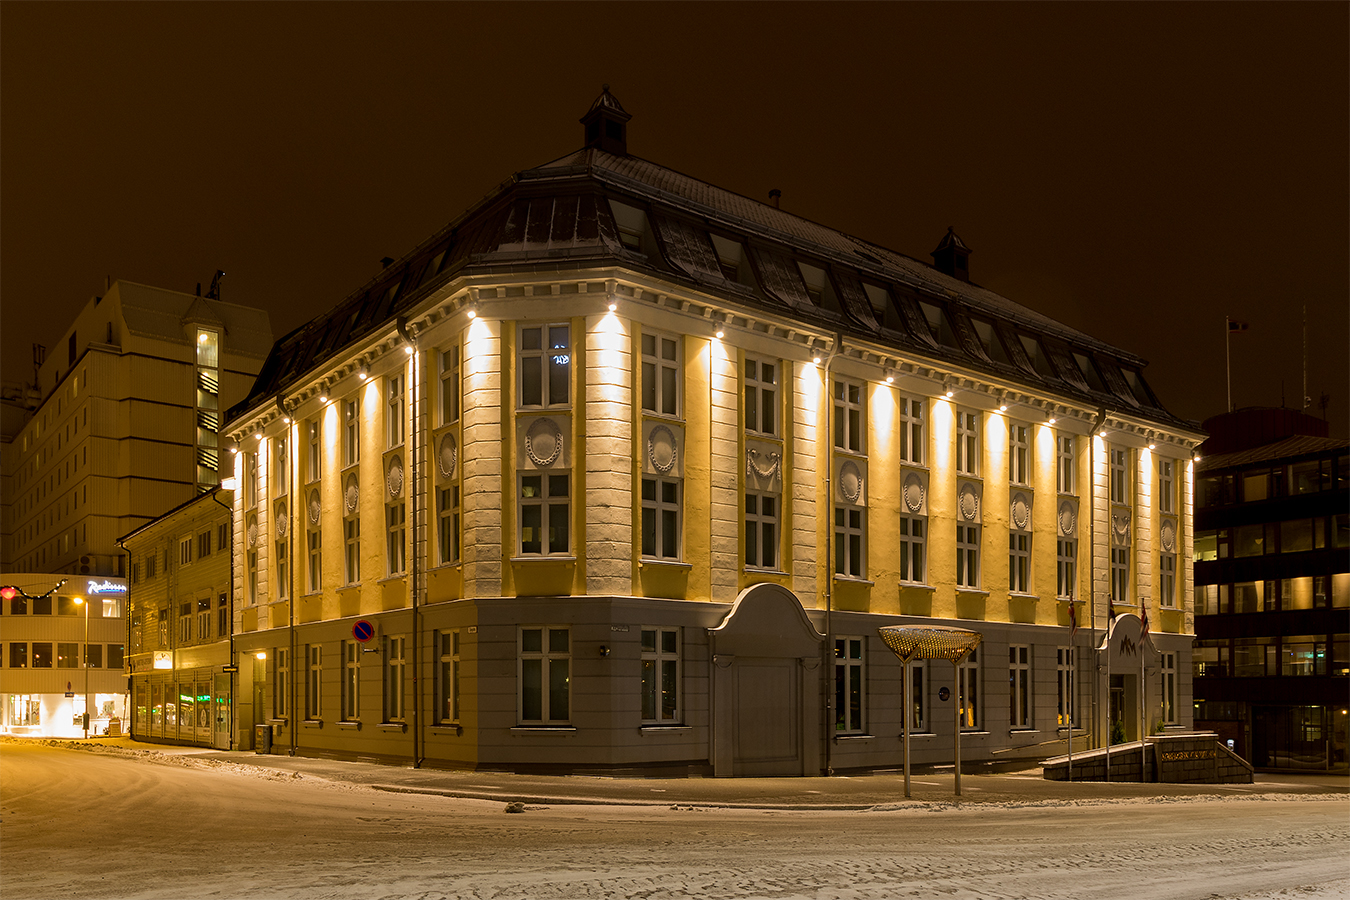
[521,628,542,653]
[521,357,542,406]
[521,659,542,720]
[548,660,569,721]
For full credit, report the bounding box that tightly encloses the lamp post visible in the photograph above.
[73,596,90,738]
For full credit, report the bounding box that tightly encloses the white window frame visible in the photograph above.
[518,626,570,725]
[1160,552,1177,608]
[1159,459,1174,514]
[1057,647,1076,727]
[306,419,321,484]
[956,524,980,589]
[908,661,928,732]
[1057,434,1075,494]
[956,411,980,476]
[1009,422,1029,486]
[519,473,570,557]
[1009,532,1031,594]
[343,400,360,467]
[958,647,980,730]
[641,627,680,724]
[439,345,460,426]
[1009,645,1032,729]
[438,630,460,724]
[834,505,865,578]
[344,516,360,585]
[438,485,460,565]
[833,636,865,734]
[743,356,778,436]
[1111,546,1129,604]
[275,647,289,719]
[274,436,288,496]
[386,502,406,576]
[899,396,924,465]
[1161,652,1177,725]
[745,490,779,570]
[179,536,192,566]
[641,332,680,417]
[519,324,571,409]
[1056,538,1077,599]
[899,514,926,585]
[197,598,211,641]
[1110,447,1128,504]
[307,526,322,592]
[833,379,863,453]
[178,602,192,644]
[341,640,360,721]
[641,476,681,561]
[384,636,405,722]
[386,373,405,448]
[275,532,288,601]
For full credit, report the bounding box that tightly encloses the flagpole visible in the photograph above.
[1105,609,1112,783]
[1225,316,1232,413]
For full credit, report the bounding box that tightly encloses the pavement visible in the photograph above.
[11,734,1348,810]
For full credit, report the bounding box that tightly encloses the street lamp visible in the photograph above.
[73,596,90,738]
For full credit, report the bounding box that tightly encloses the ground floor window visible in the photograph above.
[438,630,460,724]
[641,627,680,723]
[908,662,927,732]
[958,648,980,730]
[306,644,322,719]
[1057,647,1076,727]
[519,626,569,724]
[384,636,405,722]
[833,636,865,733]
[7,694,40,726]
[342,641,361,721]
[1009,645,1031,729]
[1161,652,1176,725]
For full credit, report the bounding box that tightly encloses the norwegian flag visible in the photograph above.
[1068,599,1078,640]
[1140,606,1151,646]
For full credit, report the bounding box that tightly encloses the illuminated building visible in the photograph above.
[120,488,236,748]
[1,280,272,578]
[1192,407,1348,771]
[224,90,1204,772]
[0,574,127,737]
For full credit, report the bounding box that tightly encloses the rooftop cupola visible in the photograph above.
[931,226,972,282]
[581,85,632,156]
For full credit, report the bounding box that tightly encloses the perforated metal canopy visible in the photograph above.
[878,624,984,663]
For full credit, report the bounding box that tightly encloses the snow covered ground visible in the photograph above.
[2,740,1347,900]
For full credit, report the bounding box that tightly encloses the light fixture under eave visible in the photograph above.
[1048,417,1057,425]
[319,394,328,404]
[465,299,479,320]
[358,365,370,381]
[884,369,896,384]
[1098,430,1108,438]
[1194,454,1202,463]
[255,651,267,661]
[813,355,822,366]
[607,301,617,312]
[1148,443,1156,450]
[254,432,263,441]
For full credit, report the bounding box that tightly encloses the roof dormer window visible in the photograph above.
[609,200,648,254]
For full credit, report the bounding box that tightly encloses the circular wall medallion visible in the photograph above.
[1058,500,1077,536]
[648,424,677,474]
[1161,518,1176,553]
[438,434,457,478]
[903,473,925,513]
[275,505,288,537]
[308,489,321,526]
[344,473,360,513]
[387,455,404,497]
[246,519,258,548]
[959,483,980,521]
[1010,492,1031,530]
[839,460,863,504]
[525,418,563,468]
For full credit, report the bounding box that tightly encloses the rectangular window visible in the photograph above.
[305,644,322,719]
[386,373,404,447]
[1110,447,1128,504]
[833,637,865,733]
[1009,645,1031,729]
[745,491,778,569]
[57,642,79,668]
[1159,459,1174,514]
[384,636,405,721]
[157,608,169,647]
[438,630,460,724]
[1009,423,1029,486]
[1057,647,1076,727]
[519,626,569,724]
[899,515,925,584]
[641,627,680,723]
[958,647,980,730]
[899,396,924,465]
[744,357,777,436]
[274,436,288,496]
[342,641,360,721]
[244,452,259,508]
[1281,636,1327,677]
[84,643,102,668]
[438,486,461,565]
[178,603,192,643]
[907,661,927,731]
[344,517,361,584]
[386,503,406,575]
[1159,552,1177,608]
[439,346,460,425]
[343,400,360,467]
[9,643,27,668]
[520,473,570,556]
[1009,532,1030,593]
[1057,435,1075,494]
[32,643,53,668]
[956,525,980,588]
[197,530,211,559]
[218,523,229,556]
[179,537,192,566]
[1161,652,1176,725]
[197,599,211,641]
[1111,546,1129,603]
[1057,539,1077,599]
[520,324,571,408]
[276,536,289,601]
[641,332,680,417]
[641,477,681,560]
[306,419,321,483]
[276,648,289,719]
[308,528,322,592]
[833,380,863,452]
[834,507,864,578]
[956,411,979,476]
[246,540,258,605]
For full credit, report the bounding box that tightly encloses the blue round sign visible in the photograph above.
[352,620,375,643]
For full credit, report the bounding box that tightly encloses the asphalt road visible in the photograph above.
[3,741,1347,900]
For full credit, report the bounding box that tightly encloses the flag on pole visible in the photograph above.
[1108,600,1117,623]
[1227,319,1249,332]
[1068,599,1078,640]
[1140,605,1150,647]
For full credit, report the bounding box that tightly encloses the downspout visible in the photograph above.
[116,539,133,741]
[1088,407,1108,756]
[821,332,844,777]
[398,317,422,768]
[209,482,235,750]
[283,399,298,757]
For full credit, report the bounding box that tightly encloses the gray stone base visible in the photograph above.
[1044,732,1254,783]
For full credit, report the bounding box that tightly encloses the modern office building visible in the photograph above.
[1,280,272,578]
[224,90,1204,774]
[0,572,128,737]
[120,488,236,748]
[1193,407,1348,771]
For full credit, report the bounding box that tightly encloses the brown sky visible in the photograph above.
[3,3,1346,437]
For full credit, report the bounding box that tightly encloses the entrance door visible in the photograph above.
[213,675,231,749]
[1109,675,1125,743]
[732,658,801,776]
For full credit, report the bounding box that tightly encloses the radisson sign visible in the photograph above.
[86,579,127,595]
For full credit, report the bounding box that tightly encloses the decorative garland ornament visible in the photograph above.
[746,448,782,481]
[959,483,980,522]
[246,519,259,548]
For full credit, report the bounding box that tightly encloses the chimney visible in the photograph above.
[381,257,395,269]
[769,189,781,209]
[930,226,972,282]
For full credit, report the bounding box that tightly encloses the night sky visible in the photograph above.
[3,4,1346,438]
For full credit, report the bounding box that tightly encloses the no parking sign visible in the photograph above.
[352,619,375,643]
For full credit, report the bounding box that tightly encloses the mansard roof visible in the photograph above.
[234,141,1193,432]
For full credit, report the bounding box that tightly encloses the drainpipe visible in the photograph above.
[821,331,844,777]
[397,316,422,768]
[209,483,235,749]
[1088,407,1108,763]
[116,539,133,741]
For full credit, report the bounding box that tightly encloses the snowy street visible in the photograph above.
[2,741,1346,900]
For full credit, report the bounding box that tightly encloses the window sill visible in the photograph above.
[1008,729,1040,735]
[337,720,361,730]
[899,582,936,592]
[337,583,361,593]
[341,462,359,475]
[302,591,322,600]
[899,731,935,739]
[640,724,691,735]
[377,574,408,585]
[1056,726,1087,735]
[960,730,991,736]
[956,588,990,597]
[510,556,577,565]
[639,558,692,571]
[745,567,789,577]
[430,723,463,735]
[267,717,289,726]
[377,722,406,733]
[833,575,875,587]
[833,733,874,742]
[1008,592,1040,601]
[302,719,323,728]
[510,726,577,735]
